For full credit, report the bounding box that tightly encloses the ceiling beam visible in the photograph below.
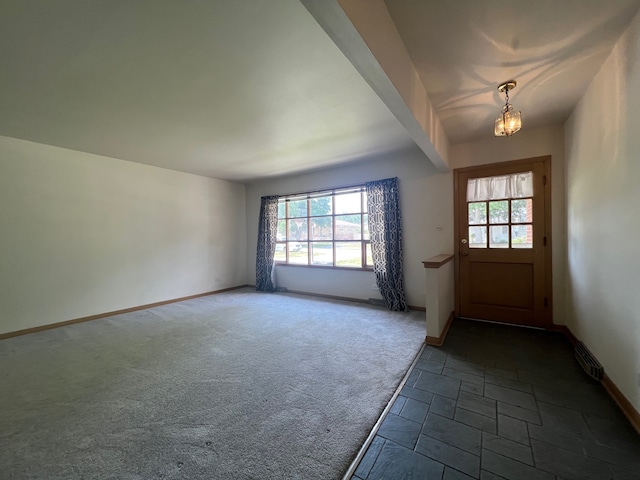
[300,0,450,172]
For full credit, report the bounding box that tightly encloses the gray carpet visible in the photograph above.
[0,288,425,479]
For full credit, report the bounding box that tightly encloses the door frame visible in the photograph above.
[453,155,553,327]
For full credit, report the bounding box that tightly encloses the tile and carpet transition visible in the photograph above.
[351,319,640,480]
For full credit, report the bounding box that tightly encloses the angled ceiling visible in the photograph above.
[383,0,640,144]
[1,1,639,181]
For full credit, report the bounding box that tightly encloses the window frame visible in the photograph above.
[467,197,534,249]
[275,186,373,270]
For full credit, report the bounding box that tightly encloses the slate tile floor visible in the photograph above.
[350,319,640,480]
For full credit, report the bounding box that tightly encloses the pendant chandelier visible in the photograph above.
[494,80,522,137]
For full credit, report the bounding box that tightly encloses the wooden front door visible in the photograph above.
[454,156,552,328]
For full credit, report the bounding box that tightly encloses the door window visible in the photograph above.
[467,172,533,249]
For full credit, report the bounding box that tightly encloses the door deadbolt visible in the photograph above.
[461,239,468,244]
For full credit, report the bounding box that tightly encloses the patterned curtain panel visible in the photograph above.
[366,177,409,311]
[255,195,279,292]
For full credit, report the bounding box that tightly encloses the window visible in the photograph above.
[467,172,534,249]
[275,187,373,269]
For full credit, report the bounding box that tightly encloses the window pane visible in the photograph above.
[511,198,532,223]
[363,214,370,240]
[468,202,487,225]
[489,225,509,248]
[288,219,308,241]
[469,226,487,248]
[310,217,332,240]
[287,199,307,218]
[274,244,286,262]
[335,242,362,267]
[277,220,286,241]
[310,196,332,216]
[362,193,368,213]
[489,200,509,224]
[277,185,369,269]
[311,242,333,265]
[512,225,533,248]
[366,242,373,267]
[334,192,362,214]
[288,242,308,264]
[335,214,362,240]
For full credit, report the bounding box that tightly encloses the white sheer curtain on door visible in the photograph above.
[467,171,533,201]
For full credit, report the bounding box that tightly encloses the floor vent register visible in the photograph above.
[575,341,603,380]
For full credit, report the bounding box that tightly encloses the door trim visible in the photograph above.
[453,155,553,326]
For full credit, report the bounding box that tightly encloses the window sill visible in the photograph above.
[275,262,374,272]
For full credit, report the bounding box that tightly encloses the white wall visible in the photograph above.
[0,136,247,335]
[245,146,453,308]
[564,11,640,412]
[425,261,454,339]
[449,126,566,324]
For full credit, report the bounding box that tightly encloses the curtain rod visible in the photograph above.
[275,181,367,199]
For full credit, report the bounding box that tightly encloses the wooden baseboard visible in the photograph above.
[553,324,640,435]
[602,374,640,435]
[0,285,248,340]
[426,311,454,347]
[280,288,372,305]
[550,324,578,345]
[408,305,426,312]
[274,287,426,312]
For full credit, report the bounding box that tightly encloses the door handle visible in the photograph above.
[461,251,468,256]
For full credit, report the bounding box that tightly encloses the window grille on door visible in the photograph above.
[466,172,533,249]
